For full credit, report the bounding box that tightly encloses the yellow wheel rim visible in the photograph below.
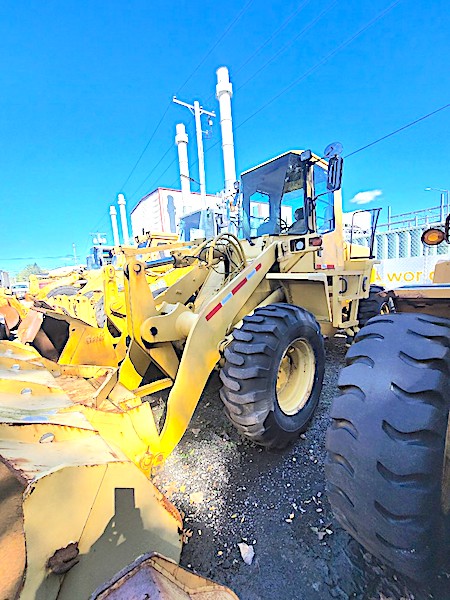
[380,302,390,315]
[276,338,316,416]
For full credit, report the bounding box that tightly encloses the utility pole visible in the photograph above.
[173,96,215,209]
[90,232,107,245]
[72,243,78,264]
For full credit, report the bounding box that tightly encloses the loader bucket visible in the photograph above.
[0,340,183,600]
[92,553,239,599]
[16,309,121,366]
[0,295,25,339]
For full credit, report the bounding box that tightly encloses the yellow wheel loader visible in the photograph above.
[326,215,450,581]
[16,147,381,457]
[0,146,384,598]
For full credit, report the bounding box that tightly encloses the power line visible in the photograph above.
[119,103,173,191]
[235,0,338,93]
[163,105,450,203]
[128,145,174,200]
[234,0,313,76]
[4,255,75,261]
[345,102,450,158]
[117,0,255,197]
[135,156,180,201]
[193,0,401,177]
[235,0,402,131]
[121,0,402,206]
[118,0,340,203]
[201,0,316,106]
[176,0,255,95]
[89,209,110,240]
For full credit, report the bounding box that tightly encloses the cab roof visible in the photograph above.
[240,150,327,177]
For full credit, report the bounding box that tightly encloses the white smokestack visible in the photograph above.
[216,66,237,196]
[117,193,130,245]
[175,123,192,214]
[109,205,120,246]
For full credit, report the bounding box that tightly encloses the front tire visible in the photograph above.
[220,303,325,449]
[326,313,450,581]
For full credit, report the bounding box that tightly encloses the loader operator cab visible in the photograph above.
[241,150,342,240]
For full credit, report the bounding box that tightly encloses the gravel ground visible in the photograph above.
[153,337,449,600]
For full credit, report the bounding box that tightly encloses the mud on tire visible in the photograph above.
[326,313,450,581]
[220,303,325,449]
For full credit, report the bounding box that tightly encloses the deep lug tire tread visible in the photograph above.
[220,303,325,449]
[325,313,450,580]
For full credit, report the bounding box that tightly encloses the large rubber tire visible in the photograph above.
[47,285,78,298]
[326,313,450,581]
[219,303,325,449]
[357,284,391,327]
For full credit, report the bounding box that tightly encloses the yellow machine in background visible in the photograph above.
[27,233,193,331]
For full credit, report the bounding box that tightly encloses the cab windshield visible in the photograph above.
[242,153,308,238]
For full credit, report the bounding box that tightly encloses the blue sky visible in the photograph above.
[1,0,449,275]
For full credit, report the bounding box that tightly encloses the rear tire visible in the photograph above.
[357,285,391,327]
[326,313,450,581]
[220,303,325,449]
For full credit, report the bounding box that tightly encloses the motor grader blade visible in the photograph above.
[0,340,183,600]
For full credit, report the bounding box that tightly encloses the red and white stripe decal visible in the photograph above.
[205,263,262,321]
[316,264,335,270]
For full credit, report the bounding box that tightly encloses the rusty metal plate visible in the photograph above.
[91,553,239,600]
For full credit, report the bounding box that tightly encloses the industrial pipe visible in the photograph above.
[109,205,120,246]
[117,194,130,246]
[216,66,237,197]
[175,123,192,214]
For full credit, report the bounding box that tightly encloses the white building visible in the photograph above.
[130,187,219,239]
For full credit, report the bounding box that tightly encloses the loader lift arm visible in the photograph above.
[119,235,279,458]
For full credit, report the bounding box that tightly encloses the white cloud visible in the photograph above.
[350,189,382,205]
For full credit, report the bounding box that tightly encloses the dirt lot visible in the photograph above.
[154,337,449,600]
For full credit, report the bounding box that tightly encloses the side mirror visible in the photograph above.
[327,156,343,192]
